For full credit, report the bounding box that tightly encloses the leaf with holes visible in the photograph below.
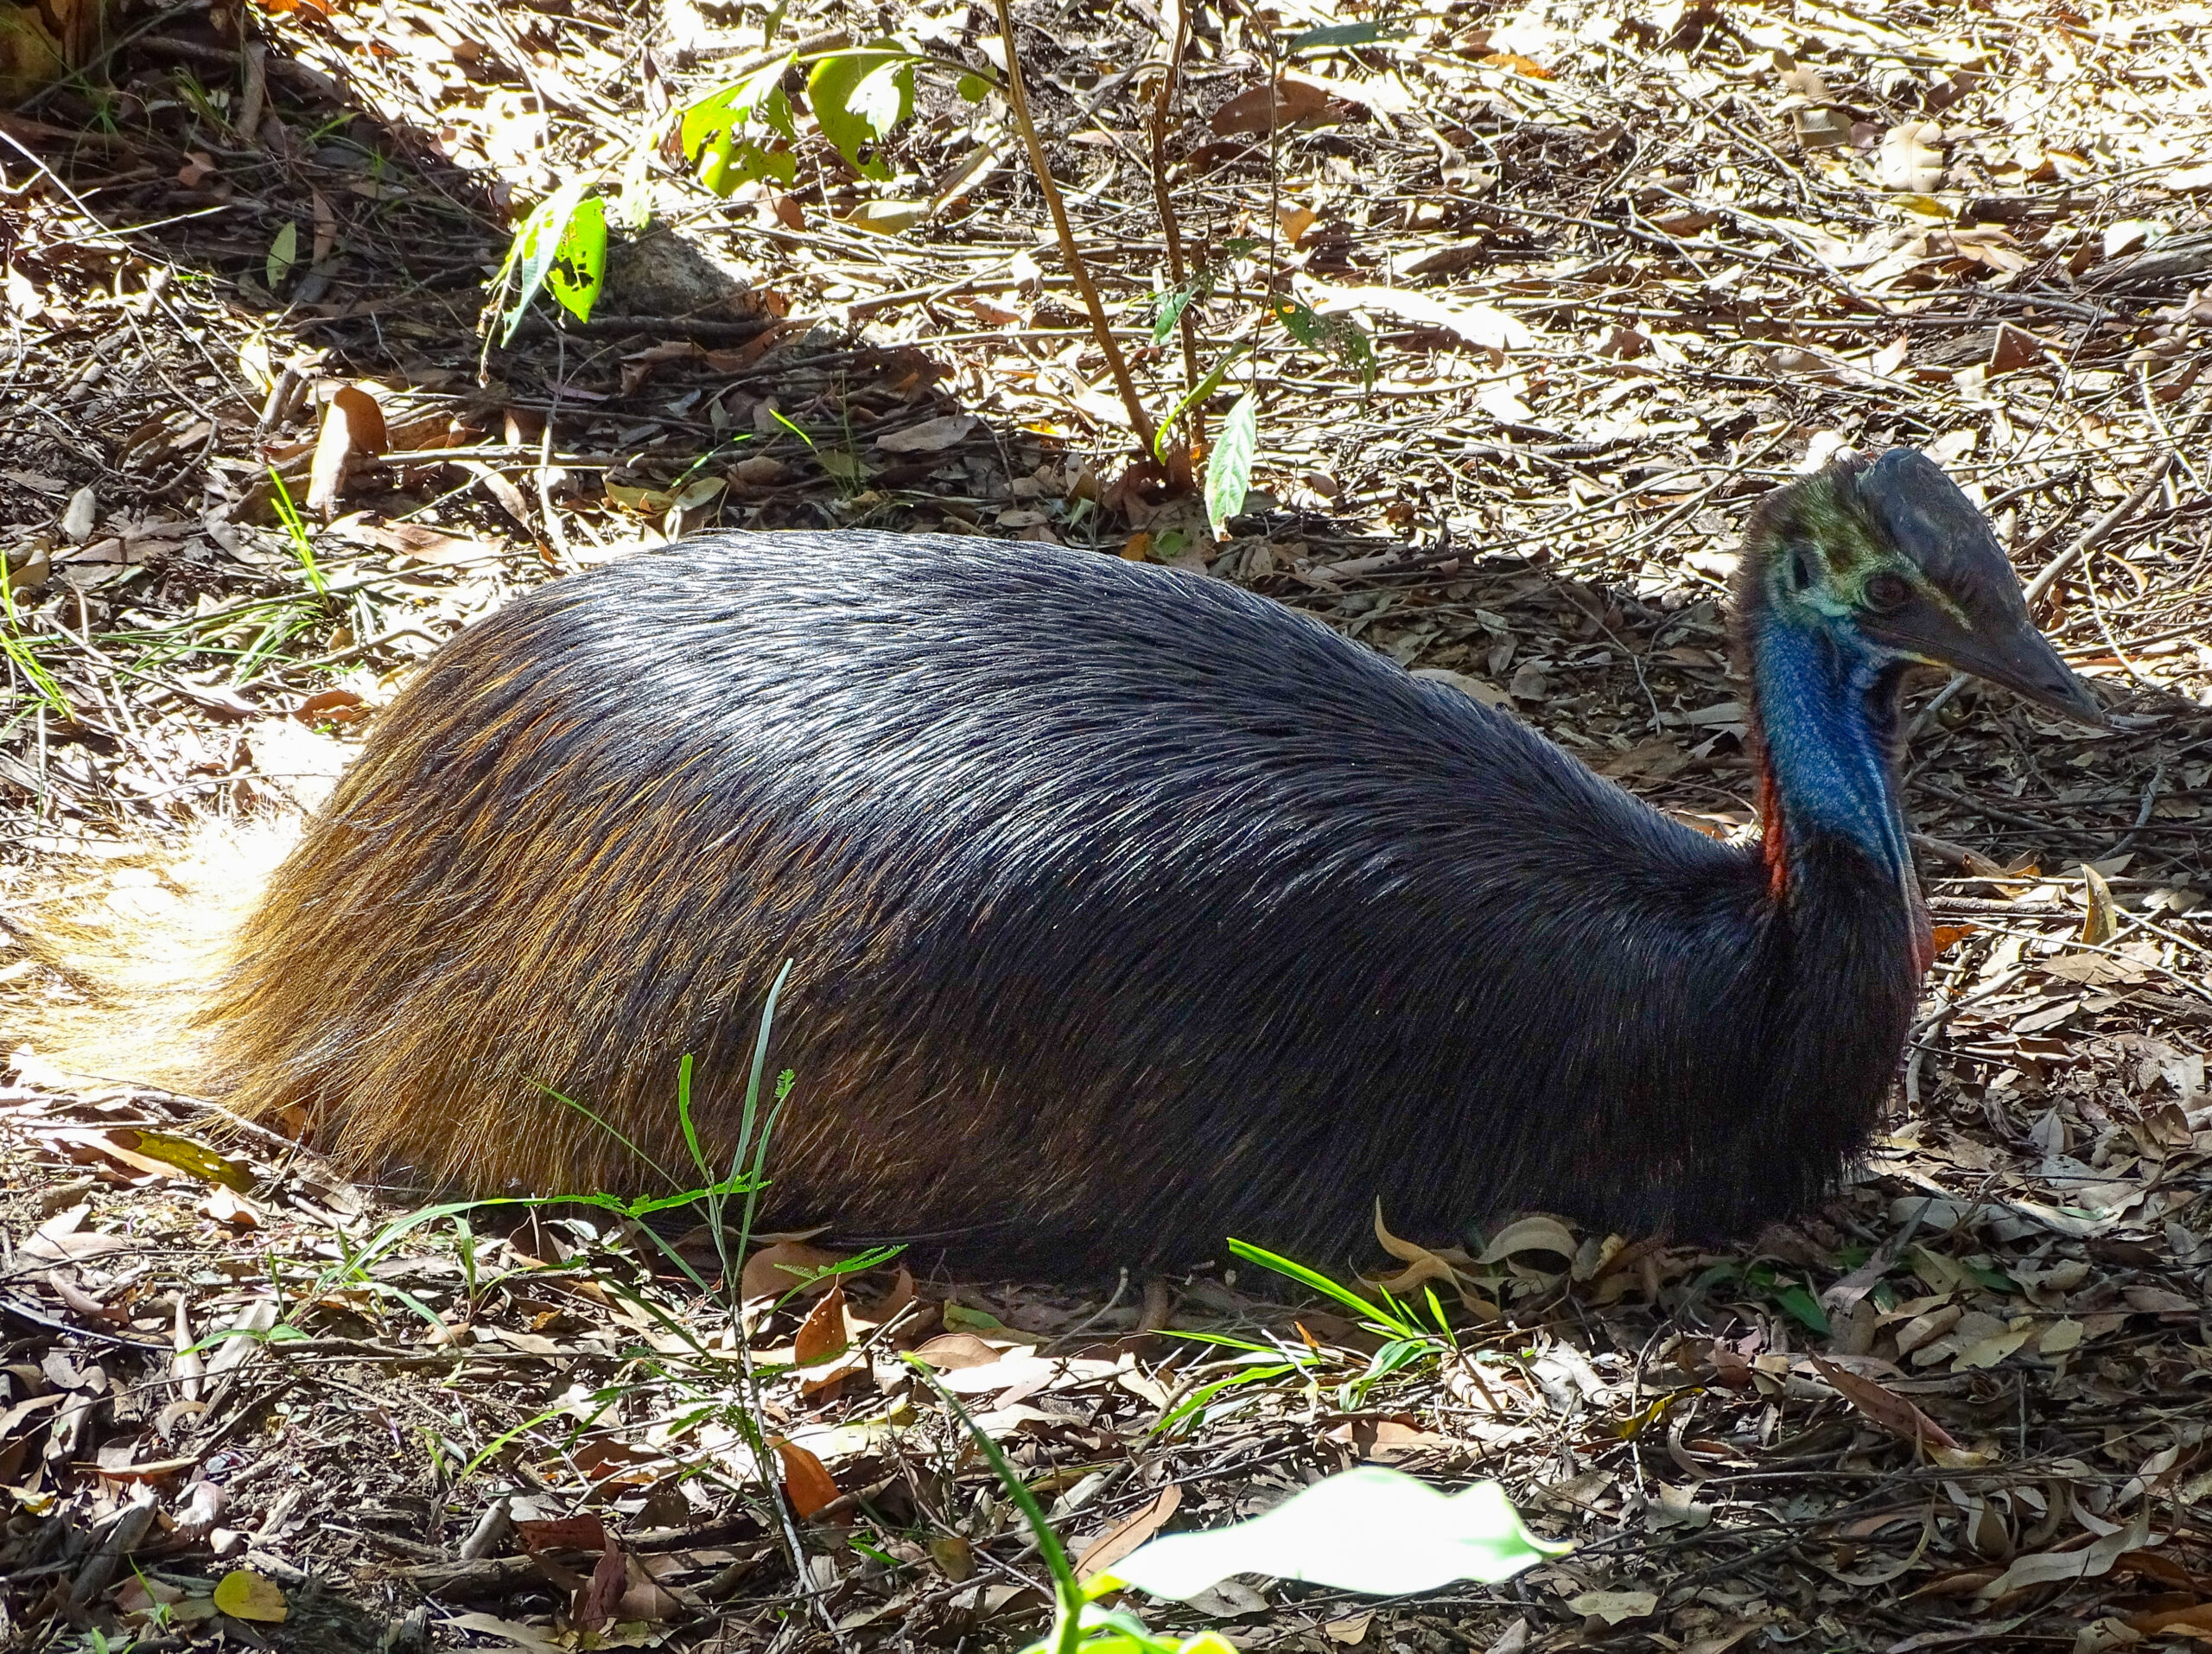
[810,46,915,181]
[547,195,606,325]
[681,56,798,195]
[495,178,594,344]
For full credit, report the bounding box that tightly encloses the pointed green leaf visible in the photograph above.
[1154,344,1246,461]
[1286,22,1409,51]
[1204,393,1259,538]
[499,177,594,344]
[265,220,298,289]
[1113,1467,1567,1600]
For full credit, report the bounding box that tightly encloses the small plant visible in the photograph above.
[1226,1237,1465,1407]
[905,1356,1563,1654]
[486,10,1394,539]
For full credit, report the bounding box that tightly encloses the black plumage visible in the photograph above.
[203,449,2096,1272]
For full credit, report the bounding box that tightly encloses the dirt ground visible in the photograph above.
[2,0,2210,1649]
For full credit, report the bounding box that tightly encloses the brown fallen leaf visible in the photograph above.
[772,1438,839,1518]
[874,413,976,454]
[293,687,368,724]
[460,461,534,531]
[792,1280,851,1366]
[929,1533,976,1581]
[1809,1356,1961,1450]
[516,1513,608,1552]
[741,1241,845,1303]
[1077,1484,1182,1578]
[326,514,499,566]
[907,1332,1003,1370]
[616,1551,683,1622]
[574,1536,627,1633]
[1210,75,1331,136]
[1878,121,1946,192]
[305,385,387,520]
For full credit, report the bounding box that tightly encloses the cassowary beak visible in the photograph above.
[1851,448,2108,728]
[1866,595,2108,728]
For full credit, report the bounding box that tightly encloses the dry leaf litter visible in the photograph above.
[1,0,2209,1648]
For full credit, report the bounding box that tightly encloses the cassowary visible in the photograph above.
[35,449,2099,1273]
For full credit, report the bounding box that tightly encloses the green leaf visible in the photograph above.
[1204,393,1259,538]
[681,56,797,195]
[1285,22,1409,52]
[1110,1466,1567,1600]
[809,46,915,178]
[848,59,914,143]
[1225,1237,1426,1339]
[957,73,993,102]
[547,194,606,325]
[1770,1282,1831,1336]
[265,220,298,289]
[1152,279,1203,344]
[1271,296,1320,347]
[1963,1258,2018,1294]
[499,177,595,344]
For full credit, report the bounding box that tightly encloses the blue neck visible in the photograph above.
[1748,611,1911,886]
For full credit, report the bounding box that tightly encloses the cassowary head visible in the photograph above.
[1741,448,2104,725]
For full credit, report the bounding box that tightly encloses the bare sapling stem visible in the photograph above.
[1148,0,1198,490]
[990,0,1160,456]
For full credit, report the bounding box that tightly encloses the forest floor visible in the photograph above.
[2,0,2211,1649]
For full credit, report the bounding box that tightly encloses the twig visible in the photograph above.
[2107,763,2170,861]
[2024,453,2178,608]
[989,0,1158,455]
[1147,0,1198,490]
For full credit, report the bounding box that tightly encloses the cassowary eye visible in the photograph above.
[1864,571,1911,612]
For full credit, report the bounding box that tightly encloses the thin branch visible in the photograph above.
[989,0,1158,455]
[1147,0,1198,491]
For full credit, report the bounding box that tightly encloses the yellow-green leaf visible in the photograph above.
[124,1131,252,1193]
[213,1569,288,1623]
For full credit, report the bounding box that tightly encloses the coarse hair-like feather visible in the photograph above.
[172,525,1920,1271]
[10,819,299,1094]
[29,467,2075,1275]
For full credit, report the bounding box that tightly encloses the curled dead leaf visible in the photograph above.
[772,1437,840,1518]
[305,385,387,521]
[1809,1356,1961,1449]
[1077,1484,1183,1578]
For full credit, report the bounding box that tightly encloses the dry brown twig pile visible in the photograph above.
[0,0,2209,1647]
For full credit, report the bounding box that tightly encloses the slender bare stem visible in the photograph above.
[1147,0,1198,490]
[990,0,1158,455]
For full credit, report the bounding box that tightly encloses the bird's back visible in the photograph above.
[214,531,1881,1270]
